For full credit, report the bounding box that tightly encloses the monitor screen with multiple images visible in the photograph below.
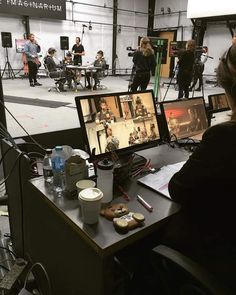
[160,97,209,140]
[75,90,160,156]
[208,93,230,113]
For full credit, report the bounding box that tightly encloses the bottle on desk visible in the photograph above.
[51,146,66,196]
[43,149,53,184]
[96,159,114,203]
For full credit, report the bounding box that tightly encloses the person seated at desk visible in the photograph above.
[105,125,119,152]
[134,96,148,117]
[95,98,115,125]
[86,50,107,90]
[63,51,73,65]
[161,44,236,292]
[44,48,72,91]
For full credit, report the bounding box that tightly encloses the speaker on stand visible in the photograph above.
[60,36,69,58]
[1,32,15,79]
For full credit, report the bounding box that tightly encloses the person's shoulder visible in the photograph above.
[203,121,236,141]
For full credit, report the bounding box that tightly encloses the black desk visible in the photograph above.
[23,144,189,295]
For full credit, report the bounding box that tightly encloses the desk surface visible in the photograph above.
[66,65,101,70]
[29,144,189,257]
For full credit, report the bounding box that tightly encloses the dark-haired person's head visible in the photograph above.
[217,44,236,117]
[48,48,56,55]
[76,37,80,44]
[97,50,103,56]
[100,98,108,111]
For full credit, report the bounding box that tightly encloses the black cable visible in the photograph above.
[24,262,52,295]
[0,264,10,271]
[0,246,17,258]
[0,145,14,166]
[27,152,45,158]
[0,100,45,151]
[0,153,23,186]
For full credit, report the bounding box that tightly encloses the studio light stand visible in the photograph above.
[1,48,15,79]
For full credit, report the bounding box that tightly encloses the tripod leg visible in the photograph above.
[1,62,8,78]
[8,62,15,79]
[163,75,175,101]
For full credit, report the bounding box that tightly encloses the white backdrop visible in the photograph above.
[187,0,236,19]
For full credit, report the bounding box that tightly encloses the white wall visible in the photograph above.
[154,0,233,75]
[0,0,149,73]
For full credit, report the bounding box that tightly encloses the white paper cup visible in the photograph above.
[76,179,96,194]
[79,188,103,224]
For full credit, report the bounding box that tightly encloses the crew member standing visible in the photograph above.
[177,39,195,99]
[190,46,208,91]
[24,33,42,87]
[130,37,156,92]
[72,37,85,65]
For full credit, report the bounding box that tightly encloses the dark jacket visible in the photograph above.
[169,121,236,242]
[177,49,195,85]
[44,55,58,73]
[132,50,156,73]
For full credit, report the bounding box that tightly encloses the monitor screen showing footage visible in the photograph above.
[161,97,208,140]
[75,90,160,156]
[208,93,230,113]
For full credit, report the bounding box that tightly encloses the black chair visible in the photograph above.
[44,63,65,92]
[151,244,234,295]
[96,64,109,90]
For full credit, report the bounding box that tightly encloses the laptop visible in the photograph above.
[160,97,209,143]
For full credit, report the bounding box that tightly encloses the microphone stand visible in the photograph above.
[81,25,86,44]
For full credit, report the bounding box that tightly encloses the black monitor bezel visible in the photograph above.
[75,90,161,158]
[159,96,208,141]
[208,93,230,114]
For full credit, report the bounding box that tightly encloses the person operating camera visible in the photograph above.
[130,37,156,92]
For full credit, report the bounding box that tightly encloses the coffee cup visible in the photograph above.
[76,179,96,194]
[78,188,103,224]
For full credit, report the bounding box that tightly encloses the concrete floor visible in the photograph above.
[1,75,225,138]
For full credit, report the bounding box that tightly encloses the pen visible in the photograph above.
[137,194,153,212]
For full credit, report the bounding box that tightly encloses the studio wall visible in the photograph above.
[0,0,149,74]
[154,0,233,75]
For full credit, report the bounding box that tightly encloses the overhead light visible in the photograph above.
[89,21,92,30]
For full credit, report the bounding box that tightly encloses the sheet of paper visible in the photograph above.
[138,161,186,199]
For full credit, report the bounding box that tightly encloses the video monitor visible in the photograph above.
[208,93,230,113]
[75,90,160,157]
[160,97,209,140]
[15,39,27,53]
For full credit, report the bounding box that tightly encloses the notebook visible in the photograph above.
[137,161,186,199]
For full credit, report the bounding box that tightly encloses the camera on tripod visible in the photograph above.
[127,46,136,57]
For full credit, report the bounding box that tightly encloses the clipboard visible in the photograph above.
[137,161,186,199]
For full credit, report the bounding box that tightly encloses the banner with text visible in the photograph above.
[0,0,66,20]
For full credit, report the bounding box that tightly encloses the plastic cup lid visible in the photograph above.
[76,179,95,190]
[79,188,103,201]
